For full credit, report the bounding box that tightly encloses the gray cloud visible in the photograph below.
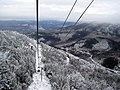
[40,0,120,23]
[0,0,120,23]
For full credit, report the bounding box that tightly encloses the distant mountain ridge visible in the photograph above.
[0,20,74,33]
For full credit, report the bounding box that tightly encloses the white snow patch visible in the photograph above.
[66,56,70,65]
[92,39,110,50]
[27,72,51,90]
[0,51,8,59]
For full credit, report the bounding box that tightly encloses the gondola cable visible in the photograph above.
[36,0,43,81]
[59,0,78,33]
[36,0,39,59]
[63,0,94,41]
[48,0,78,52]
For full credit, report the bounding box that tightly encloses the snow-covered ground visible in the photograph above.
[28,44,51,90]
[66,56,70,65]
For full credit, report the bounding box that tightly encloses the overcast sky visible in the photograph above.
[0,0,120,23]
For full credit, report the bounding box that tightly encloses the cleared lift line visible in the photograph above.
[36,0,43,81]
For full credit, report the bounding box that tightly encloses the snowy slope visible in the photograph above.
[1,31,120,90]
[40,43,120,90]
[0,31,36,90]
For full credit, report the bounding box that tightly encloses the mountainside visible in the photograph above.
[0,31,36,90]
[1,31,120,90]
[40,42,120,90]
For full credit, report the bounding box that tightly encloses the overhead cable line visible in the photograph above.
[63,0,94,41]
[46,0,94,59]
[59,0,78,33]
[48,0,78,52]
[36,0,39,58]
